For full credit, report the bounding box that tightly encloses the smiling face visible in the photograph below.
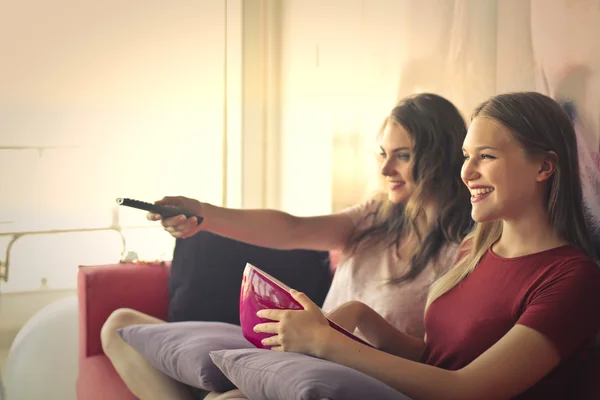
[378,121,416,204]
[461,117,551,223]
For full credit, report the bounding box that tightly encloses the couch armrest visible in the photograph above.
[77,262,170,361]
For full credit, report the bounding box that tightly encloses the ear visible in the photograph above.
[535,151,558,183]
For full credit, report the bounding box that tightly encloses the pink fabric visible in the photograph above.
[322,201,460,339]
[77,262,170,361]
[77,355,137,400]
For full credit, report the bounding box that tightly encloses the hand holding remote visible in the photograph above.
[147,196,206,239]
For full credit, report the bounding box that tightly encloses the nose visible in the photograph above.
[461,158,480,183]
[380,158,395,177]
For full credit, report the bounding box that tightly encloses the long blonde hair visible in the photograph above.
[426,92,596,311]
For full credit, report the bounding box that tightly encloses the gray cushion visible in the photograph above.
[209,348,413,400]
[118,321,252,392]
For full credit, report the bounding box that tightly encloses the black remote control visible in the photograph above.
[116,198,204,225]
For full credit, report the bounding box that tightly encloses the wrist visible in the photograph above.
[313,326,338,359]
[194,201,207,215]
[198,202,215,229]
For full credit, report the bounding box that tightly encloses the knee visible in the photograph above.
[100,308,140,353]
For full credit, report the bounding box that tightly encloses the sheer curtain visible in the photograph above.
[529,0,600,249]
[277,0,600,215]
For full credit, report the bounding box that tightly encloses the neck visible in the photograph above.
[493,202,567,258]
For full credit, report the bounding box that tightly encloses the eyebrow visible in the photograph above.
[381,146,411,153]
[462,146,501,152]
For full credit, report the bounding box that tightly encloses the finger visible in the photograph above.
[180,217,199,231]
[147,212,162,221]
[155,196,182,206]
[254,322,280,334]
[161,215,187,228]
[170,230,186,239]
[270,346,284,352]
[168,220,199,239]
[163,223,187,237]
[260,334,281,347]
[164,225,180,235]
[290,290,318,311]
[256,309,286,321]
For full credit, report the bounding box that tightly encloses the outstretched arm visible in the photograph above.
[148,196,357,251]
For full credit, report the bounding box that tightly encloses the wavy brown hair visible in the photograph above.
[345,93,473,283]
[426,92,596,310]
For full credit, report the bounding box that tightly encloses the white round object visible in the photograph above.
[5,296,78,400]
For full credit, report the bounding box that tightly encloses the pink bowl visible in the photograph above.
[239,263,373,349]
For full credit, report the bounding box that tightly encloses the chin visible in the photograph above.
[388,193,408,204]
[471,210,500,224]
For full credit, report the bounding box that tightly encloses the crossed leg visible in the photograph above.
[101,308,196,400]
[100,309,249,400]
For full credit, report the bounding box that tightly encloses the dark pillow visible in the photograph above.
[210,348,413,400]
[118,321,251,392]
[168,231,332,324]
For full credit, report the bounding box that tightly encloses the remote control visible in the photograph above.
[116,198,204,225]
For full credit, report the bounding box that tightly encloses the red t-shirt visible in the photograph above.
[421,245,600,399]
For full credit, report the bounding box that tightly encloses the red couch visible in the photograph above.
[76,261,600,400]
[77,262,170,400]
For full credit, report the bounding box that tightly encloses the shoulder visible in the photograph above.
[536,245,600,279]
[339,197,383,227]
[525,246,600,301]
[515,246,600,359]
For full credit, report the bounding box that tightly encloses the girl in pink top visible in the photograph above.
[255,92,600,400]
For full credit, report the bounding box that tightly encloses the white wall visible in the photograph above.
[0,1,228,293]
[278,0,416,214]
